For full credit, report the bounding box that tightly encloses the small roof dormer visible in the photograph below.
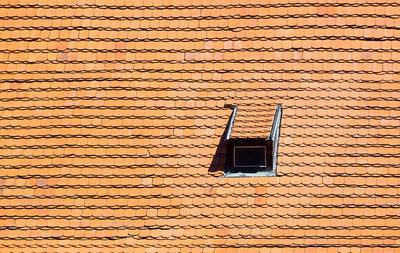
[223,104,283,177]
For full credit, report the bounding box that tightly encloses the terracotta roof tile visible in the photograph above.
[0,0,400,251]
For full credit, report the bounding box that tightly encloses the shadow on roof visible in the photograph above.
[208,119,230,173]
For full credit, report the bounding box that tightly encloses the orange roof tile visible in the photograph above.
[0,0,400,251]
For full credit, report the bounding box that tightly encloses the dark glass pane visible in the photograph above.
[234,147,266,167]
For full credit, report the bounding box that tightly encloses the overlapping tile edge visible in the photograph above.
[0,0,399,251]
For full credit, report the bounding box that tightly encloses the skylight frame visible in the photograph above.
[222,104,283,178]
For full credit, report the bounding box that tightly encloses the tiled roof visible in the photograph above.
[230,104,276,138]
[1,0,400,251]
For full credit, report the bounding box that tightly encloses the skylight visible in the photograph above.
[223,104,283,177]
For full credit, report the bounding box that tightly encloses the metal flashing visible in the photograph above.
[224,104,238,141]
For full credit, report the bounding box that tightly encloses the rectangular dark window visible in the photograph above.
[234,146,266,167]
[227,138,273,175]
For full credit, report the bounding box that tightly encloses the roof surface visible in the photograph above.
[1,0,400,251]
[230,104,276,138]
